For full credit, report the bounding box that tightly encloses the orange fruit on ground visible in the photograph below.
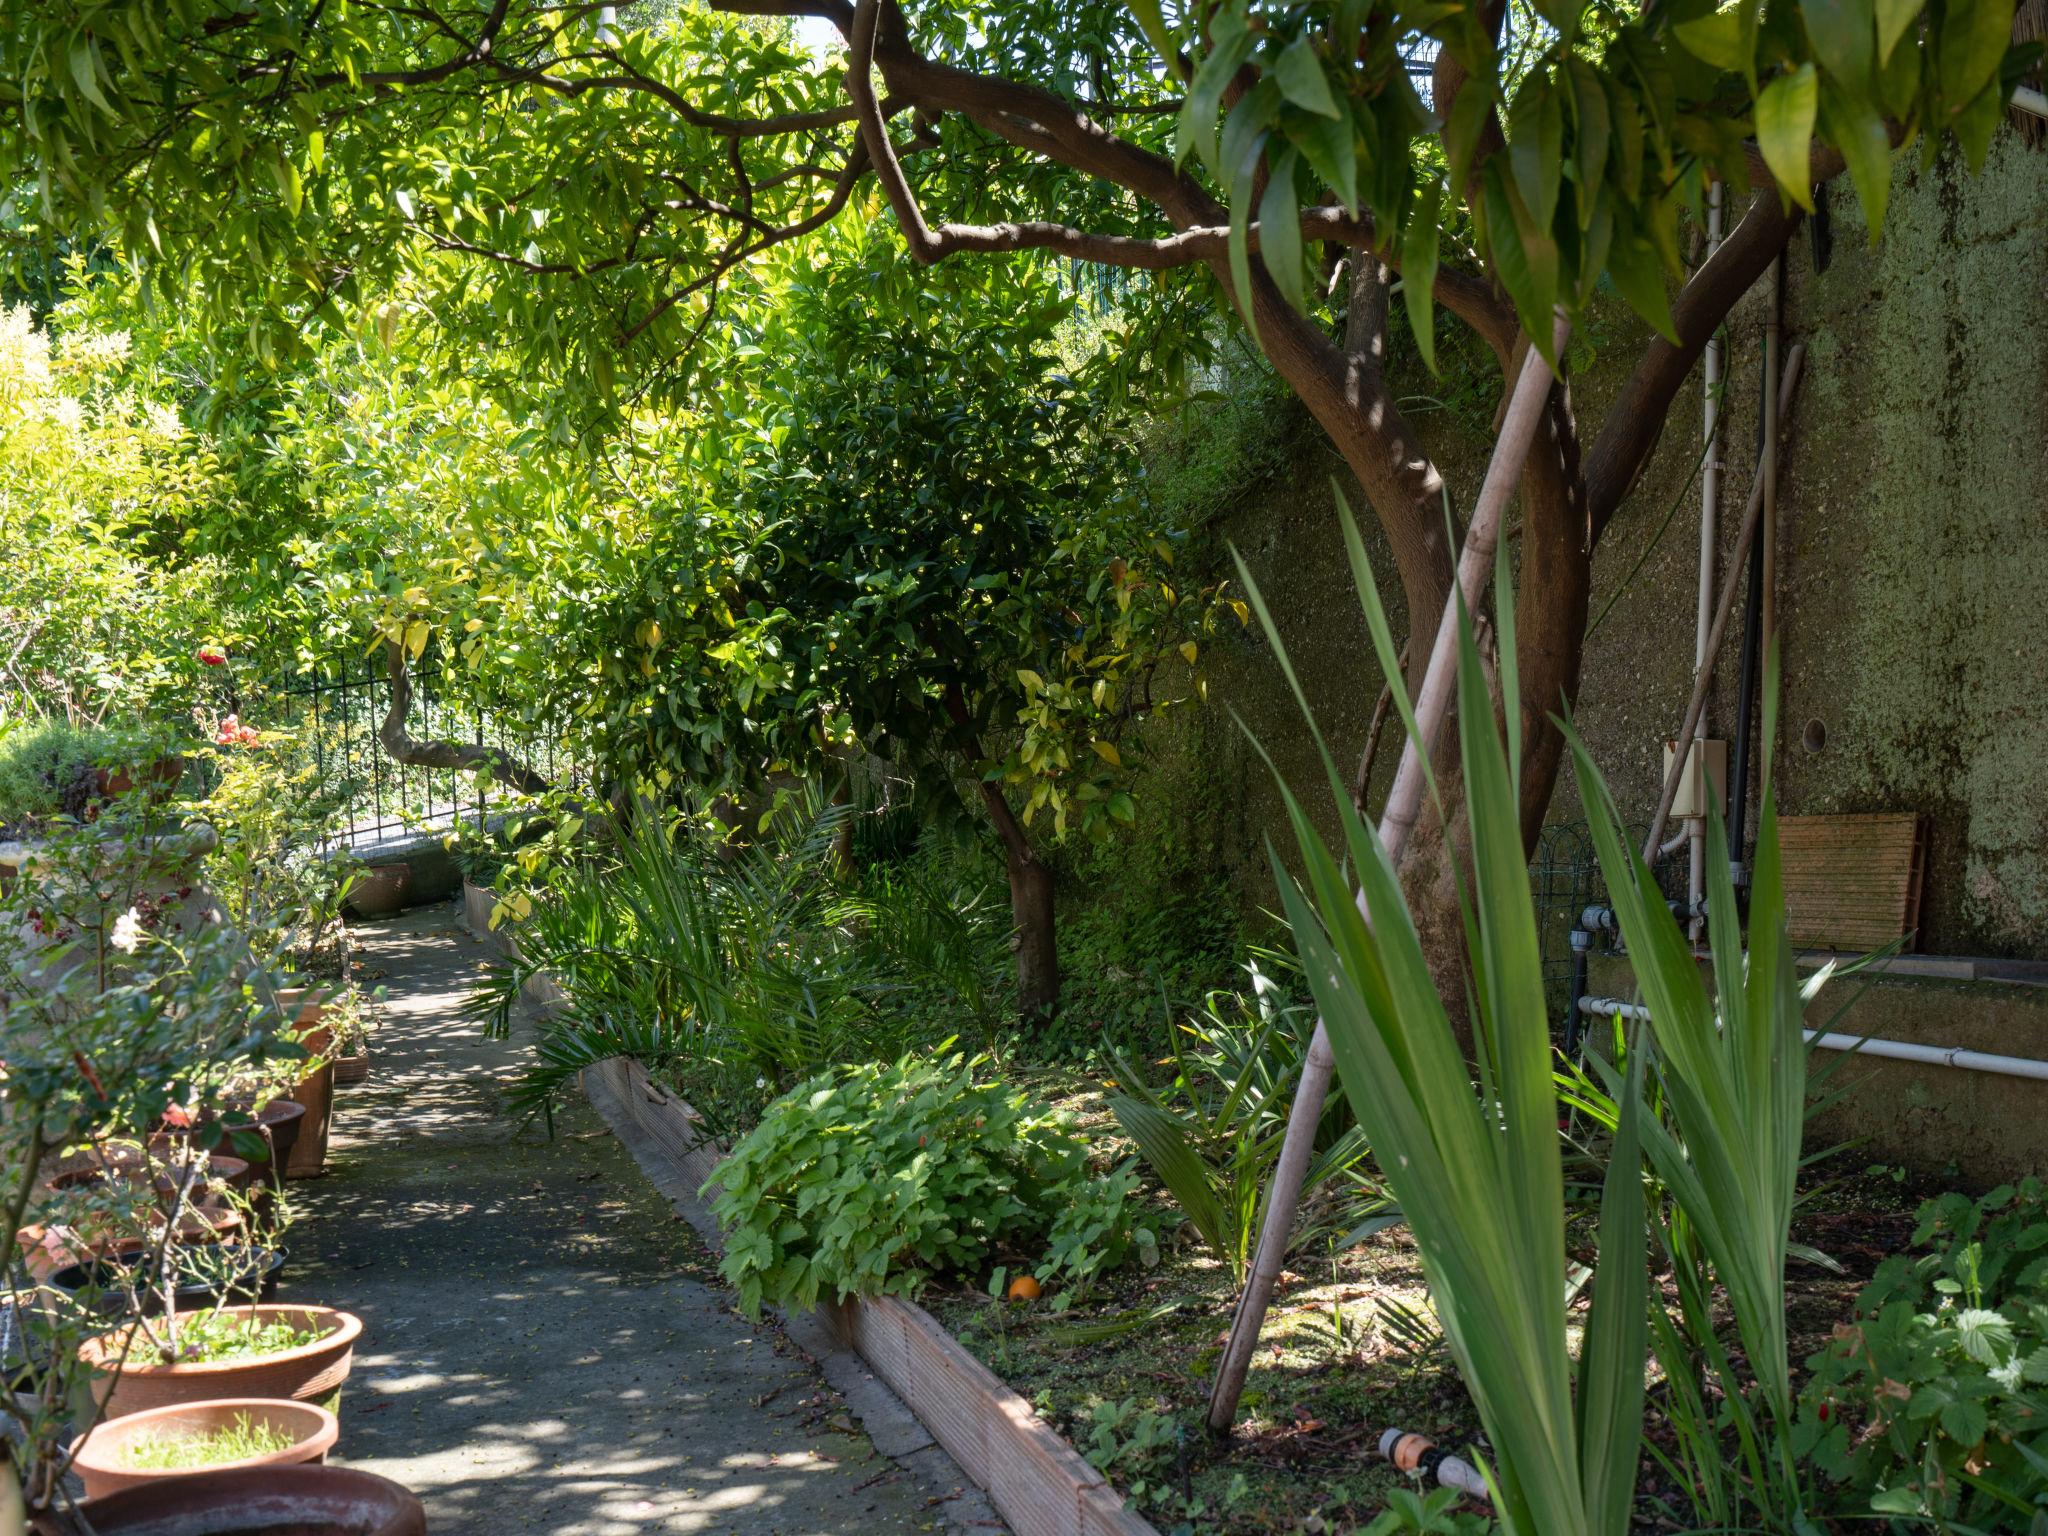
[1006,1274,1043,1302]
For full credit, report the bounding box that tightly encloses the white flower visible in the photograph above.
[108,908,145,954]
[755,1077,767,1090]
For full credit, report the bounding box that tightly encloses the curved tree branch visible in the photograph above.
[379,641,552,796]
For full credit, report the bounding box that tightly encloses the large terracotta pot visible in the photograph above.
[69,1396,338,1500]
[344,862,413,919]
[79,1304,361,1419]
[275,989,336,1178]
[62,1465,425,1535]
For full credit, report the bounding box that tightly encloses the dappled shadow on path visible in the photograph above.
[288,905,941,1535]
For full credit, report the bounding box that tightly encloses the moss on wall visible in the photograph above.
[1104,128,2048,970]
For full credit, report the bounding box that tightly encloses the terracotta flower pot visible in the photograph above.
[79,1304,362,1420]
[62,1465,425,1535]
[179,1099,306,1218]
[344,862,413,919]
[69,1396,338,1500]
[275,990,336,1178]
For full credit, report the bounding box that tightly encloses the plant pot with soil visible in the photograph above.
[273,989,337,1177]
[78,1303,362,1419]
[67,1396,339,1500]
[41,1465,426,1536]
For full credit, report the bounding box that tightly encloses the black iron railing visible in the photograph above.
[275,653,582,850]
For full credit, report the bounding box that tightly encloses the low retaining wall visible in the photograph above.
[581,1054,1156,1536]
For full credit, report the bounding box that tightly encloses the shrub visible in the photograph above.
[1796,1177,2048,1531]
[0,718,111,829]
[707,1053,1146,1315]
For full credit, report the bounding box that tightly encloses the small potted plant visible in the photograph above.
[66,1397,339,1499]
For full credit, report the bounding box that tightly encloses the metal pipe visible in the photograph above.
[1725,258,1782,888]
[1574,996,2048,1082]
[1690,183,1726,943]
[1760,256,1783,696]
[1639,345,1807,863]
[2014,84,2048,119]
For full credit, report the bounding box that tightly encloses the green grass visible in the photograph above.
[120,1412,299,1470]
[158,1313,323,1365]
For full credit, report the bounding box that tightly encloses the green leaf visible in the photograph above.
[1939,0,2016,109]
[1444,78,1494,202]
[1801,0,1877,98]
[1294,109,1359,212]
[1274,36,1342,117]
[1820,80,1893,228]
[68,38,114,114]
[1874,0,1923,63]
[1225,130,1269,347]
[1605,227,1678,342]
[1511,71,1566,232]
[1177,11,1257,173]
[1566,59,1611,229]
[1939,1396,1988,1447]
[1403,181,1443,376]
[1258,149,1306,311]
[1483,165,1559,345]
[1674,2,1753,71]
[1756,65,1820,211]
[1125,0,1181,75]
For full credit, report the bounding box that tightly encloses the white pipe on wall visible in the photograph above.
[1575,996,2048,1082]
[1689,184,1726,943]
[2013,85,2048,119]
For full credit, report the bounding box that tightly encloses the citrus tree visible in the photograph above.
[700,219,1221,1013]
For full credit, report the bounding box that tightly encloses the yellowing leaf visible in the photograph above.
[463,617,484,633]
[1180,641,1200,664]
[1755,65,1818,211]
[1092,740,1123,768]
[1016,668,1046,695]
[405,620,429,658]
[403,585,428,606]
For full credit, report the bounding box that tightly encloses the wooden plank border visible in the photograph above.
[580,1053,1157,1536]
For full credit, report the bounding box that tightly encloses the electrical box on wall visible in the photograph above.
[1661,738,1729,820]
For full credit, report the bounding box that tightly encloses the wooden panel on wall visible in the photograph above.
[1778,813,1927,952]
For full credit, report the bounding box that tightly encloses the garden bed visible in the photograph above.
[580,1054,1155,1536]
[577,1046,1923,1533]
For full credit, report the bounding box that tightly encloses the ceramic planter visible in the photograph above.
[344,862,414,919]
[68,1396,338,1500]
[58,1465,425,1535]
[79,1304,362,1419]
[274,989,336,1178]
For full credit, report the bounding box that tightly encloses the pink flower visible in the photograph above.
[196,644,228,666]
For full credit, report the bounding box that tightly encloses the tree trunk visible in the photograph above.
[942,682,1060,1018]
[1004,839,1060,1018]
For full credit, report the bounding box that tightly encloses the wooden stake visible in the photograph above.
[1205,312,1571,1434]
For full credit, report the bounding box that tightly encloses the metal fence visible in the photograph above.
[276,652,582,851]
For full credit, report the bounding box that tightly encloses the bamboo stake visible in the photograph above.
[1206,311,1571,1434]
[1639,342,1805,866]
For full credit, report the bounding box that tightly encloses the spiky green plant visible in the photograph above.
[1569,654,1817,1528]
[1240,501,1650,1536]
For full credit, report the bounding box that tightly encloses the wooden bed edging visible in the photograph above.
[580,1054,1159,1536]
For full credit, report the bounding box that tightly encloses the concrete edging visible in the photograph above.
[581,1054,1158,1536]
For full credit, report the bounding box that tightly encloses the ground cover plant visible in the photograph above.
[707,1052,1154,1314]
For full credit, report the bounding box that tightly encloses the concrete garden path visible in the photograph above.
[296,903,991,1535]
